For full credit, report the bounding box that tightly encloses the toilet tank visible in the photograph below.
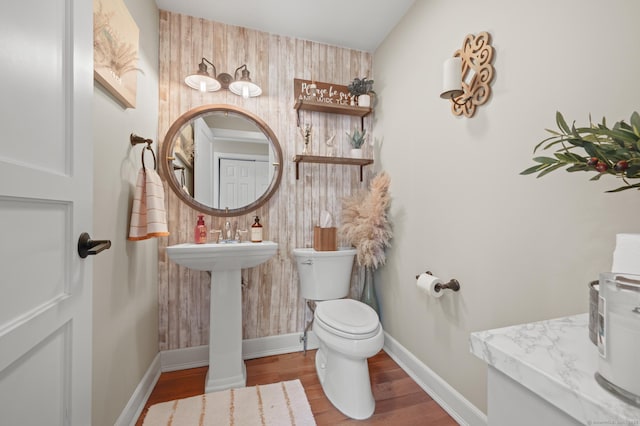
[293,248,356,300]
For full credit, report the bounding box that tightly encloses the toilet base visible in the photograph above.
[315,343,376,420]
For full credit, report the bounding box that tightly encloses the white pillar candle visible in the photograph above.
[441,57,462,98]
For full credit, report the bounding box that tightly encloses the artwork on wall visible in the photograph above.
[93,0,140,108]
[175,124,194,169]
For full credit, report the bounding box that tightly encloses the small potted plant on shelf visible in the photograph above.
[346,127,366,158]
[348,77,375,107]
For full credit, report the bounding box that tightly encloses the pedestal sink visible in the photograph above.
[166,241,278,392]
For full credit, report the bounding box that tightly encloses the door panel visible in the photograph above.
[0,199,68,327]
[0,324,70,426]
[1,0,68,174]
[219,158,268,209]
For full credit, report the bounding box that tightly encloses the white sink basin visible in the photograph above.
[166,241,278,271]
[165,240,278,393]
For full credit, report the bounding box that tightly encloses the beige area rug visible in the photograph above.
[142,379,316,426]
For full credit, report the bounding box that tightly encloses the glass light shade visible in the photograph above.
[229,80,262,98]
[185,73,221,92]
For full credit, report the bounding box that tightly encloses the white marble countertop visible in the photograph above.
[470,314,640,424]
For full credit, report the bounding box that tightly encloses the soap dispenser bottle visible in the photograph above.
[251,216,263,243]
[194,215,207,244]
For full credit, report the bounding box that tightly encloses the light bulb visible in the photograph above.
[242,85,249,99]
[199,80,206,92]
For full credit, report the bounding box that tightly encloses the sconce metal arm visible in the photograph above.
[200,57,217,78]
[233,64,249,80]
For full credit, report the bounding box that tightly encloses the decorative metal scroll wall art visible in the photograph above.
[441,32,495,118]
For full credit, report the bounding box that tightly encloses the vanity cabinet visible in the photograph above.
[470,314,640,425]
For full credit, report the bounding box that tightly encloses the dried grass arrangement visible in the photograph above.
[340,171,392,269]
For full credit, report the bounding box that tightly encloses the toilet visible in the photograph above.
[293,247,384,420]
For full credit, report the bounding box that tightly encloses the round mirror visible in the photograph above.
[160,104,283,217]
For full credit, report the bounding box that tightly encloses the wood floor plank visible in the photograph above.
[135,350,458,425]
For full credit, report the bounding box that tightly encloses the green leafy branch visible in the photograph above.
[521,111,640,192]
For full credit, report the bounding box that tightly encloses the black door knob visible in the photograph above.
[77,232,111,258]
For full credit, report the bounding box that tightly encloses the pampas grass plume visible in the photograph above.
[340,171,392,268]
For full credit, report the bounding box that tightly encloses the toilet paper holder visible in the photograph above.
[416,271,461,294]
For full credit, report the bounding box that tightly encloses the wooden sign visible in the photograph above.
[294,79,354,106]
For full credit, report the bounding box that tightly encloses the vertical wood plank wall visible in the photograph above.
[158,11,373,350]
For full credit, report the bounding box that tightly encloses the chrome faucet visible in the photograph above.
[222,220,239,243]
[225,220,232,239]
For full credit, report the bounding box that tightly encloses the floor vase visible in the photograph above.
[360,266,379,315]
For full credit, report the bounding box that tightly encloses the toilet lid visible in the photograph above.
[315,299,380,338]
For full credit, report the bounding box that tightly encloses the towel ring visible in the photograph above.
[142,145,157,171]
[130,134,157,171]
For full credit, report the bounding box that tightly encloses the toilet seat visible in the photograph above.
[315,299,380,340]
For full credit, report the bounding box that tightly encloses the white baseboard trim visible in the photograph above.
[243,331,319,360]
[118,331,319,425]
[159,331,320,371]
[114,353,161,426]
[383,332,487,426]
[160,344,209,372]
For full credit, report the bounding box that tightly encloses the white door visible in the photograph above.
[219,158,258,209]
[0,1,93,425]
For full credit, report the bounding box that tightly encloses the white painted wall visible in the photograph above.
[373,0,640,413]
[91,0,160,424]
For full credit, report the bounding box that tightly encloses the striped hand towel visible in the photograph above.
[128,168,170,241]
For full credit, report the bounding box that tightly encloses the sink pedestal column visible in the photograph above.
[205,269,246,392]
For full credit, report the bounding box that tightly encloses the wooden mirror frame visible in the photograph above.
[160,104,283,217]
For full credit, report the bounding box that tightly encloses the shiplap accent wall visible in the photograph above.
[158,11,374,350]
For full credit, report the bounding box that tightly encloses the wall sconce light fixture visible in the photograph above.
[185,58,262,98]
[228,64,262,98]
[440,32,494,118]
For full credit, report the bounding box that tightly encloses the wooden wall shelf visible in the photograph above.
[294,99,371,117]
[293,155,374,182]
[294,99,372,129]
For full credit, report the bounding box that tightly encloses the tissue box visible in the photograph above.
[314,227,337,251]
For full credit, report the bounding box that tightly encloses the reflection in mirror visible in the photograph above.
[160,105,283,217]
[176,113,272,209]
